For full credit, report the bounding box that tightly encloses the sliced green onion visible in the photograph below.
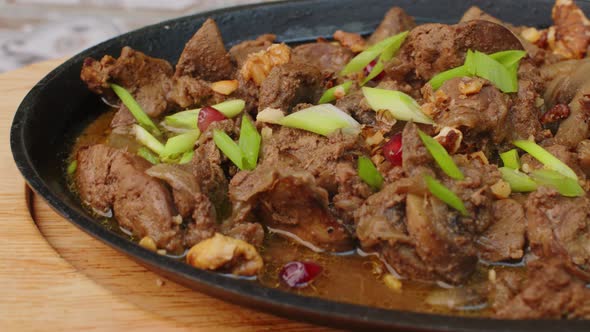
[160,130,201,162]
[428,65,471,90]
[164,99,246,129]
[362,31,408,85]
[340,32,408,76]
[110,83,161,136]
[358,156,384,190]
[418,129,464,180]
[67,160,77,175]
[499,167,537,192]
[490,50,527,69]
[472,51,518,93]
[133,124,164,155]
[530,169,584,197]
[318,81,353,104]
[179,150,194,164]
[239,115,261,170]
[213,130,244,170]
[137,147,160,165]
[513,140,577,180]
[500,149,521,170]
[362,87,434,124]
[424,175,468,216]
[279,104,361,136]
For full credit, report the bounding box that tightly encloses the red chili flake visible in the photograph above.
[540,104,571,125]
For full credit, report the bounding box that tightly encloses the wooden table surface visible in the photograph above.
[0,59,339,331]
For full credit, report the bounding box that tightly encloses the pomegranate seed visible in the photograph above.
[279,261,322,288]
[363,59,385,82]
[198,106,227,132]
[383,133,403,166]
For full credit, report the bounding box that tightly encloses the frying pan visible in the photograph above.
[11,0,590,330]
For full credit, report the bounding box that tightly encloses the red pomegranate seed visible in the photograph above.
[363,59,385,82]
[383,133,403,166]
[198,106,227,132]
[279,261,323,288]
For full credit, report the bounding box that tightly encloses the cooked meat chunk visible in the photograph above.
[491,258,590,319]
[229,34,276,68]
[525,187,590,268]
[230,164,354,252]
[506,79,544,142]
[577,139,590,176]
[387,20,523,82]
[401,122,433,177]
[81,46,173,117]
[258,63,324,112]
[76,144,184,252]
[429,77,512,144]
[292,42,353,74]
[175,18,234,81]
[166,76,218,109]
[477,199,526,262]
[187,233,263,276]
[335,86,376,125]
[367,7,416,45]
[333,30,366,53]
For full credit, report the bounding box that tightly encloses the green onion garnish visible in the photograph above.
[239,115,261,170]
[340,31,408,77]
[67,160,77,175]
[160,130,201,162]
[179,150,194,164]
[499,167,537,192]
[500,149,520,170]
[512,140,578,180]
[362,31,408,85]
[424,175,468,216]
[358,156,384,190]
[471,51,518,93]
[318,81,353,104]
[428,50,526,92]
[164,99,246,130]
[133,124,164,155]
[530,169,584,197]
[362,87,434,124]
[279,104,361,136]
[213,130,244,170]
[417,129,464,180]
[110,83,161,136]
[137,147,160,165]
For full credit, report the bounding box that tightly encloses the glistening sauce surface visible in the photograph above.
[69,108,525,317]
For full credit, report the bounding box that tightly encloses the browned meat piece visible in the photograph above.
[491,258,590,319]
[477,199,526,262]
[428,77,512,144]
[525,187,590,268]
[166,76,218,109]
[145,164,217,247]
[175,18,234,81]
[229,34,276,68]
[548,0,590,59]
[335,87,375,125]
[577,139,590,176]
[367,7,416,45]
[401,122,433,177]
[386,20,523,82]
[229,164,354,252]
[332,161,373,226]
[224,222,265,247]
[76,145,184,252]
[260,126,365,194]
[506,79,544,142]
[191,129,231,208]
[81,46,173,117]
[354,178,436,281]
[292,42,353,74]
[258,63,323,112]
[110,107,136,129]
[333,30,366,53]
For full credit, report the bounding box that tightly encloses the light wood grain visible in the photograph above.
[0,59,338,332]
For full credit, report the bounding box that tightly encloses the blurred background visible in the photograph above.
[0,0,271,72]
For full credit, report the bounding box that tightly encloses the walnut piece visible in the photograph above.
[186,233,263,276]
[333,30,367,52]
[548,0,590,59]
[434,127,463,154]
[240,44,291,85]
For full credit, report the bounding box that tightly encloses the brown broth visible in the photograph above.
[68,107,525,318]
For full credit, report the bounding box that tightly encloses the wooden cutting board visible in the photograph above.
[0,59,339,332]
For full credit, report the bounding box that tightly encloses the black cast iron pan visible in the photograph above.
[10,0,590,330]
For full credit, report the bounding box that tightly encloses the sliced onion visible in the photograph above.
[279,104,361,136]
[256,107,285,124]
[362,87,434,124]
[513,140,578,179]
